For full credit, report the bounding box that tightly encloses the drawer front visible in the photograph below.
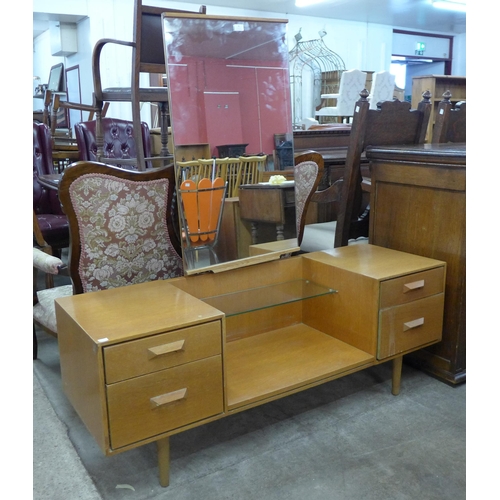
[379,267,445,309]
[104,321,221,383]
[378,293,444,360]
[107,355,223,449]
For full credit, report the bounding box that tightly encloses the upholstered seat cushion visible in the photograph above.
[33,284,73,333]
[301,221,368,253]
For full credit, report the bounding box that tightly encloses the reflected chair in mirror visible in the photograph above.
[368,71,396,110]
[293,152,325,248]
[75,117,154,170]
[33,122,69,258]
[233,155,267,197]
[198,158,243,198]
[432,91,466,143]
[316,69,367,123]
[91,0,207,171]
[59,161,184,294]
[334,89,432,247]
[177,159,213,186]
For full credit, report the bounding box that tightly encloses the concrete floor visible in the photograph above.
[33,325,465,500]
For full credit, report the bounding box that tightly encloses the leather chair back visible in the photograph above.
[33,122,63,216]
[74,117,153,169]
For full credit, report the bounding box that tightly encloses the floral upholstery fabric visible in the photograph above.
[34,284,73,333]
[294,161,319,243]
[69,174,183,292]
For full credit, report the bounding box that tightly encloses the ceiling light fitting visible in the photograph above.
[431,0,466,13]
[295,0,327,7]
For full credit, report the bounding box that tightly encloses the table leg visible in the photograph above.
[276,224,284,241]
[157,437,170,487]
[250,222,258,245]
[392,355,403,396]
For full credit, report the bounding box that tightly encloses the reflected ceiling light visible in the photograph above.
[295,0,327,7]
[432,0,466,12]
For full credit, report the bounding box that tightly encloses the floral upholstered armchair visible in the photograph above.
[34,161,184,357]
[59,161,184,294]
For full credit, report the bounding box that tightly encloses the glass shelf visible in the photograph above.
[201,279,336,317]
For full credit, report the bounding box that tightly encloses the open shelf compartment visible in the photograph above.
[201,279,336,317]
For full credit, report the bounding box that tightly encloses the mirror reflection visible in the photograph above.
[163,14,296,274]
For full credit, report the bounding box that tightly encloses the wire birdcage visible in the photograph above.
[289,33,346,128]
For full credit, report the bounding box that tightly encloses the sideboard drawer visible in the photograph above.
[379,267,445,309]
[107,355,224,449]
[378,293,444,360]
[104,321,222,383]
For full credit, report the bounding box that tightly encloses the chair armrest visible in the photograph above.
[92,38,136,99]
[310,180,342,205]
[33,248,64,275]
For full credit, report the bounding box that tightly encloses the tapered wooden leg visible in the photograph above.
[157,437,170,487]
[392,356,403,396]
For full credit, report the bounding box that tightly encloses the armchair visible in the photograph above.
[75,117,154,170]
[316,69,367,123]
[91,0,207,170]
[368,71,396,110]
[33,122,69,256]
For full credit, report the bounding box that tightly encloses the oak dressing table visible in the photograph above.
[55,244,446,486]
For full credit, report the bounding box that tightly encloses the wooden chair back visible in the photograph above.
[334,89,432,247]
[59,162,183,294]
[432,91,466,143]
[234,156,267,197]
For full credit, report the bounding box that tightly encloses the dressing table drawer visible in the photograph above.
[378,293,445,359]
[104,321,222,383]
[379,267,445,309]
[107,355,224,449]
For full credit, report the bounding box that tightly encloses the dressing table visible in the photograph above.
[54,14,447,488]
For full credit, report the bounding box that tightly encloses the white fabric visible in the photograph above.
[369,71,396,110]
[33,248,63,275]
[316,69,367,117]
[300,221,368,253]
[34,284,73,333]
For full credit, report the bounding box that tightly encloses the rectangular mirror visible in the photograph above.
[163,13,297,275]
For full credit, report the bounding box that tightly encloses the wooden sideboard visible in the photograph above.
[55,245,446,487]
[367,143,465,385]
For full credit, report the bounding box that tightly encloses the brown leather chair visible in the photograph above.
[33,122,69,256]
[74,117,154,170]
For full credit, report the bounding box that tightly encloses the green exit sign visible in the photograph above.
[415,42,426,55]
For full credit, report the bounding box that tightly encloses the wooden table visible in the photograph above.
[367,142,466,384]
[238,182,295,244]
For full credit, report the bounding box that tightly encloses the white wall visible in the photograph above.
[32,0,466,129]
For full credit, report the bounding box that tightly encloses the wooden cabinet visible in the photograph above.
[367,143,466,385]
[55,245,446,486]
[411,75,466,141]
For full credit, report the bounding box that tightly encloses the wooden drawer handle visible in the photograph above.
[150,388,187,408]
[404,280,425,293]
[148,340,185,358]
[403,317,424,331]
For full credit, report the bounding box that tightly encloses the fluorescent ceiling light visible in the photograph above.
[432,0,466,12]
[295,0,327,7]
